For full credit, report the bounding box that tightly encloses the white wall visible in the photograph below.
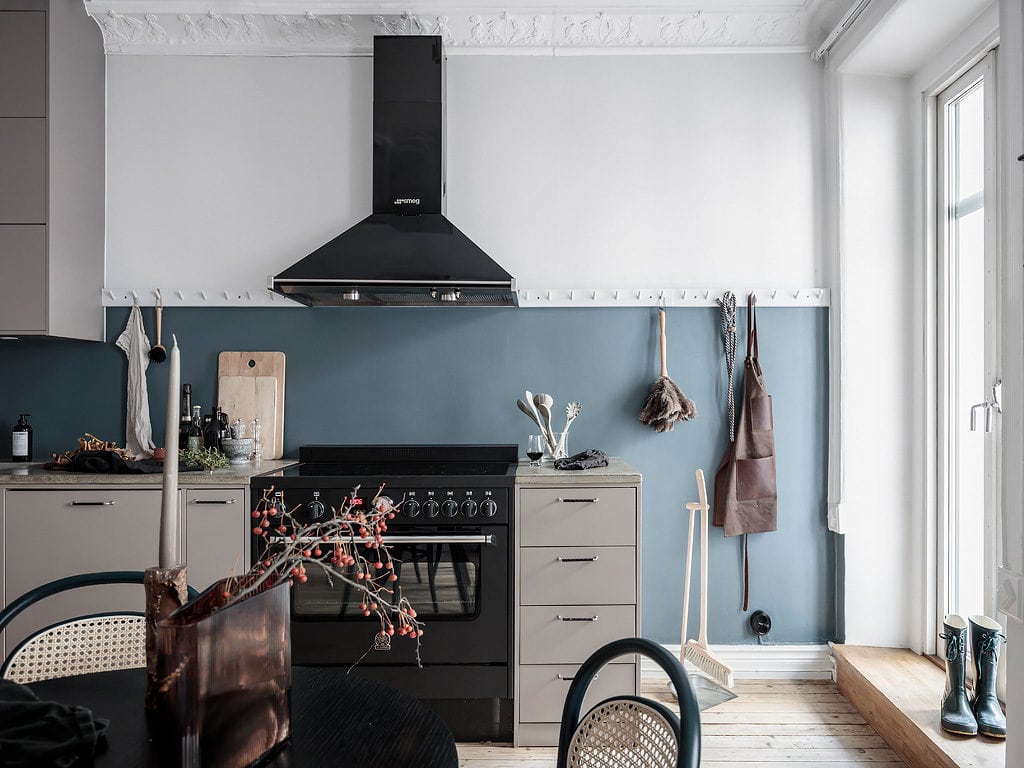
[836,73,914,647]
[999,0,1024,759]
[104,53,824,292]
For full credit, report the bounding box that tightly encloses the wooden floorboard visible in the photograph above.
[457,673,907,767]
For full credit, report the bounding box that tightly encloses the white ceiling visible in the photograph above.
[840,0,996,76]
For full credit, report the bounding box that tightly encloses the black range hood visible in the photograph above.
[272,36,517,307]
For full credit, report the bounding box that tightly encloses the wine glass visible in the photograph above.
[526,435,545,466]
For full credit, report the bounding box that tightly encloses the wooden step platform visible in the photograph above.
[832,645,1005,768]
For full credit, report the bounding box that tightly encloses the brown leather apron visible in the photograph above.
[714,293,777,609]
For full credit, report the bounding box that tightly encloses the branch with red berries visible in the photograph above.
[231,485,424,662]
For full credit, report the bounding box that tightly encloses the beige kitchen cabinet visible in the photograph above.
[0,1,103,340]
[0,482,255,656]
[0,225,47,333]
[184,488,249,592]
[0,9,46,116]
[514,463,642,747]
[2,488,168,654]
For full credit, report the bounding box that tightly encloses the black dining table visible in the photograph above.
[28,666,459,768]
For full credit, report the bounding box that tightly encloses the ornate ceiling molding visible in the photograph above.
[81,3,825,55]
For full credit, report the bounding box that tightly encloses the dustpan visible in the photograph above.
[669,668,737,711]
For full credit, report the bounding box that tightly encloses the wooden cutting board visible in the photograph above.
[218,376,279,459]
[217,352,285,459]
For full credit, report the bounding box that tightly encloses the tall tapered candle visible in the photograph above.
[159,335,180,569]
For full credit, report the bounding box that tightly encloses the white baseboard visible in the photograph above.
[641,643,835,681]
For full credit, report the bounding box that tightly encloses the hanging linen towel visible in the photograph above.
[115,304,157,459]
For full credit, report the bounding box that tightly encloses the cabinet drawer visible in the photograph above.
[520,663,636,723]
[520,547,636,605]
[520,488,636,546]
[520,605,636,665]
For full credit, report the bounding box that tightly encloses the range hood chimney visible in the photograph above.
[271,36,517,307]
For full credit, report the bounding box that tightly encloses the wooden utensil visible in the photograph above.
[517,399,544,431]
[149,290,166,363]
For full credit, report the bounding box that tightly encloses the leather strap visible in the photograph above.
[742,534,750,612]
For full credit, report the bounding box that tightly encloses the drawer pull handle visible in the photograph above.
[557,673,599,681]
[557,556,599,563]
[557,615,599,622]
[192,499,238,505]
[556,497,599,503]
[69,500,115,506]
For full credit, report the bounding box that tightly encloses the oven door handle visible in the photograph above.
[269,534,496,546]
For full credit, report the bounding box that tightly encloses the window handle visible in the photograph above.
[970,379,1002,433]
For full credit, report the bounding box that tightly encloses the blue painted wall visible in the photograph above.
[0,306,833,644]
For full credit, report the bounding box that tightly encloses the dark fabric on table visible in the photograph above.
[0,679,108,767]
[44,451,201,474]
[554,449,609,471]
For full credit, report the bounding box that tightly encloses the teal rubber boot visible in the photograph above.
[969,615,1006,739]
[940,615,977,736]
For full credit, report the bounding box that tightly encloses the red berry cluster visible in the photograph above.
[243,485,424,647]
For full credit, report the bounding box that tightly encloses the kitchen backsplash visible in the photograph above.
[0,305,831,645]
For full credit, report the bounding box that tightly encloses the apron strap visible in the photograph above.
[742,534,750,612]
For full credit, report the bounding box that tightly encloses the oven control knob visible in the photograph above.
[422,499,440,518]
[480,498,498,517]
[309,491,325,520]
[462,499,478,517]
[441,499,459,518]
[404,498,421,517]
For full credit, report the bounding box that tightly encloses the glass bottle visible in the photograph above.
[188,405,204,451]
[251,418,263,463]
[178,384,193,450]
[204,407,223,453]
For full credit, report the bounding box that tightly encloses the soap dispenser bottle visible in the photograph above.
[12,414,32,462]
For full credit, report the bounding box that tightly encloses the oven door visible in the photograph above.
[287,525,509,667]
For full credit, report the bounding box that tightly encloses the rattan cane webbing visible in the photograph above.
[567,699,678,768]
[4,614,146,684]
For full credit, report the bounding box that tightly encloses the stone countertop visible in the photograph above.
[0,459,297,486]
[514,457,640,485]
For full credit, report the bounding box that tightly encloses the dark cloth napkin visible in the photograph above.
[46,451,201,474]
[554,449,609,471]
[0,679,108,767]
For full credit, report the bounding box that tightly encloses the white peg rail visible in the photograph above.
[102,288,299,307]
[516,288,830,307]
[100,287,830,308]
